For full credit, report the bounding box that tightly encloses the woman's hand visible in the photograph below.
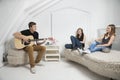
[97,44,103,47]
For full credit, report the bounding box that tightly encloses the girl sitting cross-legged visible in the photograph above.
[65,27,86,54]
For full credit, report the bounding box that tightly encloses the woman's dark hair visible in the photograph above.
[28,22,36,28]
[76,28,84,38]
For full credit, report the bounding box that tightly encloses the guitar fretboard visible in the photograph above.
[30,38,47,41]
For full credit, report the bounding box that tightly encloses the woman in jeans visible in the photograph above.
[85,24,116,53]
[65,27,86,54]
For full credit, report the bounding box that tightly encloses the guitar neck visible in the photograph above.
[30,38,47,41]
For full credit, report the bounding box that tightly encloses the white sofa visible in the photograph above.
[64,49,120,80]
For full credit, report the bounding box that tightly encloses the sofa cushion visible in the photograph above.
[64,49,120,79]
[84,50,120,63]
[8,49,26,57]
[7,48,38,66]
[7,49,28,65]
[102,48,110,53]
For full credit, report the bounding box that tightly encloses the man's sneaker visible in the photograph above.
[30,67,36,74]
[77,48,83,55]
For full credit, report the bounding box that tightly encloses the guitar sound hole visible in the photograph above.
[24,42,30,45]
[24,39,31,45]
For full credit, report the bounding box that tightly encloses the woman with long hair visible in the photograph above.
[84,24,116,53]
[65,27,86,54]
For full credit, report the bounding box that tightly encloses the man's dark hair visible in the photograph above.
[28,22,36,28]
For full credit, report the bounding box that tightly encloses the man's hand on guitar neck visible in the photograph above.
[36,38,47,45]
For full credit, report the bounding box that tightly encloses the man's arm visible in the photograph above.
[36,39,47,45]
[13,32,29,42]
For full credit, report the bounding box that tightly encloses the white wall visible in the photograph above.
[0,0,25,67]
[103,0,120,25]
[34,0,120,52]
[50,8,91,52]
[0,0,120,66]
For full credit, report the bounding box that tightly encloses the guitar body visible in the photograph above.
[14,35,54,49]
[14,36,34,49]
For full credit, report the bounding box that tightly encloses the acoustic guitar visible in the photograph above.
[14,36,53,49]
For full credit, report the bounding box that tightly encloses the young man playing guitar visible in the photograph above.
[13,22,46,74]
